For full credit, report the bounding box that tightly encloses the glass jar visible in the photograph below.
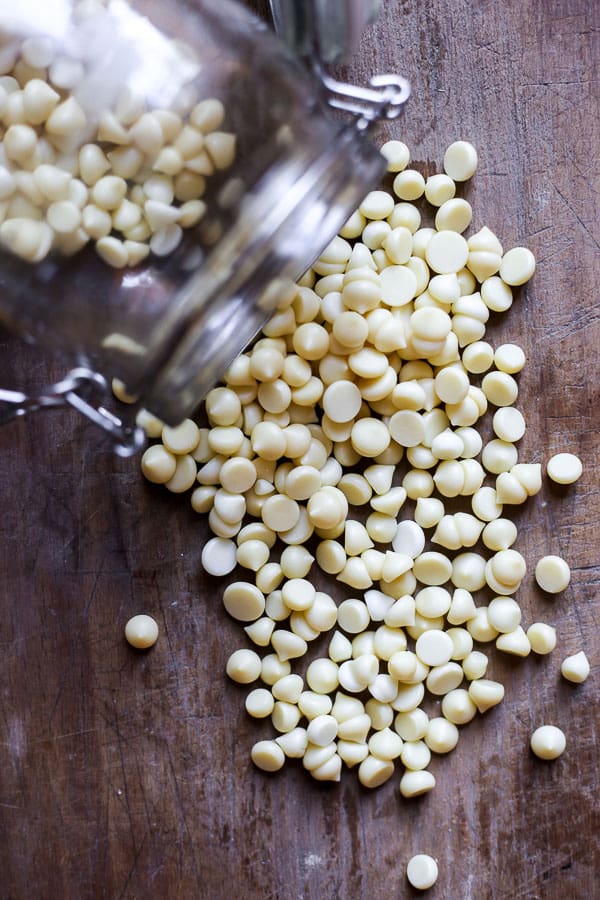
[0,0,408,452]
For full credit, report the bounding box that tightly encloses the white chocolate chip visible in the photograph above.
[560,651,590,684]
[380,140,410,172]
[201,537,237,576]
[526,622,556,655]
[547,452,582,485]
[535,555,571,593]
[443,141,478,181]
[499,247,536,286]
[406,854,439,890]
[251,740,285,772]
[124,614,159,649]
[530,725,566,760]
[226,648,262,683]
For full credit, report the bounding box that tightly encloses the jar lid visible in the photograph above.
[269,0,383,63]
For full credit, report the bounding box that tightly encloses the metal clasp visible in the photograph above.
[0,367,145,457]
[269,0,410,130]
[316,66,410,131]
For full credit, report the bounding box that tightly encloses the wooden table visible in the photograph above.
[1,1,598,897]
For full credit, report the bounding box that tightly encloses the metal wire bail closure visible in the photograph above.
[270,0,410,129]
[317,67,411,131]
[0,368,145,457]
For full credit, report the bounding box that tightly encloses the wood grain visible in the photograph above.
[0,1,598,898]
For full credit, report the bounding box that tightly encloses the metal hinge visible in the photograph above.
[0,367,145,456]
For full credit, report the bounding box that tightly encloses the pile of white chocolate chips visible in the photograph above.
[139,139,589,791]
[0,24,233,267]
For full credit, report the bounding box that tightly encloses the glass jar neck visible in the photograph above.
[140,122,385,424]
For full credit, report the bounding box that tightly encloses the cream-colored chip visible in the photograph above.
[226,648,262,684]
[388,410,425,447]
[435,365,470,404]
[223,582,265,622]
[251,740,286,772]
[494,343,526,373]
[201,537,237,576]
[500,246,536,286]
[468,679,504,713]
[415,586,451,618]
[560,651,590,684]
[415,630,453,666]
[425,230,469,274]
[379,264,418,307]
[425,173,456,206]
[392,169,425,201]
[413,552,452,586]
[245,688,275,719]
[381,140,410,172]
[414,497,445,529]
[164,454,197,493]
[535,555,570,593]
[462,340,494,374]
[492,407,526,442]
[530,725,565,760]
[443,141,478,181]
[261,495,300,532]
[382,226,413,265]
[425,717,459,753]
[435,198,472,233]
[546,452,583,485]
[426,662,464,696]
[359,190,395,220]
[125,614,159,649]
[462,650,488,680]
[351,418,391,457]
[480,275,513,312]
[400,770,436,798]
[495,626,531,657]
[441,688,476,724]
[141,444,177,484]
[482,371,519,407]
[281,578,316,612]
[321,380,362,423]
[482,439,518,475]
[487,596,521,633]
[527,622,557,655]
[411,307,452,341]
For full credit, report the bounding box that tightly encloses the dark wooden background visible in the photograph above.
[1,1,598,898]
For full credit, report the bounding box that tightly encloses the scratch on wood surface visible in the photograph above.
[115,831,149,900]
[47,564,104,724]
[47,728,98,744]
[118,721,139,840]
[3,717,25,761]
[552,183,600,252]
[500,851,582,900]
